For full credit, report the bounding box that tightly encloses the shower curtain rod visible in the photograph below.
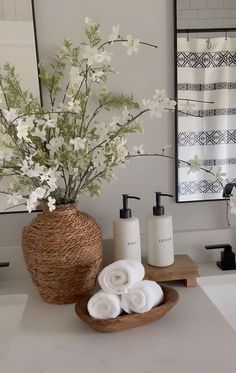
[177,28,236,34]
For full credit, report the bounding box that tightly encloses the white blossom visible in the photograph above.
[70,137,86,150]
[69,66,83,88]
[143,89,176,118]
[85,17,96,26]
[122,34,140,55]
[16,118,34,141]
[47,196,56,212]
[45,118,57,128]
[94,50,112,64]
[92,148,106,167]
[109,115,120,129]
[91,70,105,82]
[32,127,46,141]
[2,108,18,123]
[188,155,202,174]
[214,166,226,183]
[133,144,145,154]
[29,187,47,203]
[26,198,37,213]
[82,45,99,66]
[68,100,81,113]
[109,24,119,43]
[46,137,64,156]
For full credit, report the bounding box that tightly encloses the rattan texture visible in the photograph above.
[22,204,102,304]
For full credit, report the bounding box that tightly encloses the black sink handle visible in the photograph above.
[0,262,10,267]
[205,244,236,270]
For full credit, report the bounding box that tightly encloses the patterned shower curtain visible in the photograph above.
[177,36,236,202]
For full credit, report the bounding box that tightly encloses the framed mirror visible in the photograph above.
[0,0,41,214]
[174,0,236,202]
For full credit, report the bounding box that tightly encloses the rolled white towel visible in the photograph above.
[87,290,121,320]
[121,280,164,314]
[98,259,145,295]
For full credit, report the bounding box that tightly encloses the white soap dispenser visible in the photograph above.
[113,194,141,262]
[147,192,174,267]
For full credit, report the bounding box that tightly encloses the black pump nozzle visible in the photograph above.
[120,194,140,219]
[153,192,173,216]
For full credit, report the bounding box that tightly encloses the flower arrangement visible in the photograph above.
[0,17,233,215]
[0,17,177,213]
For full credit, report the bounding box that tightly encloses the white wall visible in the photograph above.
[177,0,236,29]
[1,0,236,259]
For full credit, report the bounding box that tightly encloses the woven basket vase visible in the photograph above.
[22,204,102,304]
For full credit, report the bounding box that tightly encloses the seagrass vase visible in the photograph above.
[22,204,102,304]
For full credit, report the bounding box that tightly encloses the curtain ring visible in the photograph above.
[206,37,211,49]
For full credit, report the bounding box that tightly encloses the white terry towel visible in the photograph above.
[98,259,145,295]
[87,290,121,319]
[121,280,164,314]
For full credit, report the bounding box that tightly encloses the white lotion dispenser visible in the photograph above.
[113,194,141,262]
[147,192,174,267]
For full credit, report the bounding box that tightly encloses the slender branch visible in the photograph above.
[128,152,224,189]
[98,38,158,50]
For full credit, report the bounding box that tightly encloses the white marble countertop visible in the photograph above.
[1,264,236,373]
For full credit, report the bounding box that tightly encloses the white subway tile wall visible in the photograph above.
[177,0,236,29]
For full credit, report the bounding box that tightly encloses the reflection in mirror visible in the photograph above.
[175,0,236,202]
[0,0,40,213]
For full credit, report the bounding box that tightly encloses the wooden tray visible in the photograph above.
[75,286,179,333]
[143,255,199,287]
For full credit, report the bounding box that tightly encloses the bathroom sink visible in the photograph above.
[198,274,236,331]
[0,294,27,343]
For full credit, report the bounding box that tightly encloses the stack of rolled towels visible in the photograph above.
[87,259,164,320]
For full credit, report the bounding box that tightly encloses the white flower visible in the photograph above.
[92,148,106,167]
[109,115,120,129]
[85,17,95,26]
[91,70,105,82]
[214,166,226,182]
[47,196,56,212]
[45,118,57,128]
[46,137,64,156]
[230,187,236,215]
[143,89,176,118]
[133,144,145,155]
[32,127,46,141]
[70,137,86,150]
[109,24,119,43]
[68,100,81,113]
[97,50,112,64]
[69,66,83,88]
[188,155,202,174]
[122,34,140,55]
[96,122,109,140]
[29,187,47,203]
[26,199,37,213]
[122,106,129,122]
[7,193,23,206]
[2,108,18,123]
[16,118,34,141]
[82,45,99,66]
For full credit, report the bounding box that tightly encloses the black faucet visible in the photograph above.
[205,244,236,270]
[0,262,9,268]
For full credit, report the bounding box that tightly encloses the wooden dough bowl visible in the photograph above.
[75,285,179,333]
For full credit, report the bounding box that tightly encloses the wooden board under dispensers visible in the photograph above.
[143,254,199,287]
